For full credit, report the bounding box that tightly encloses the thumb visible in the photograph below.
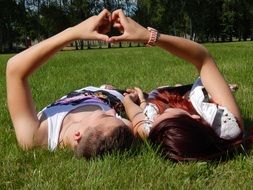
[96,33,109,41]
[109,34,126,43]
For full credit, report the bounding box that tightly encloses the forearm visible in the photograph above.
[156,34,211,71]
[123,96,144,121]
[140,100,147,109]
[155,34,243,127]
[123,97,148,138]
[7,27,76,79]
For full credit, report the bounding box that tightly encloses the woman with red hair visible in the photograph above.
[109,10,245,161]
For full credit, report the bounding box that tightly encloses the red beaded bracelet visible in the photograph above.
[146,27,160,47]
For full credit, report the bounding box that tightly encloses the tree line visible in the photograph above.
[0,0,253,53]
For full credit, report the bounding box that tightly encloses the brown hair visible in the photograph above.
[74,124,134,159]
[148,90,244,161]
[149,114,244,161]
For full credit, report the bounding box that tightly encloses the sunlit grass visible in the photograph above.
[1,42,253,189]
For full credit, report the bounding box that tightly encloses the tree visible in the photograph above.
[40,2,70,38]
[67,0,90,49]
[0,0,27,52]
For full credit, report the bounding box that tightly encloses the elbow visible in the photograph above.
[6,57,18,77]
[194,45,214,70]
[6,57,26,80]
[18,142,29,150]
[17,138,35,151]
[202,46,212,61]
[14,126,37,150]
[198,45,212,62]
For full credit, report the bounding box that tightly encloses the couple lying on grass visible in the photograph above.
[6,9,247,162]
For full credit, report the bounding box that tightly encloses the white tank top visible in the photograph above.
[38,86,124,151]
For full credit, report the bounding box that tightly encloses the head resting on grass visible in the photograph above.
[74,118,134,159]
[149,114,244,161]
[148,92,243,161]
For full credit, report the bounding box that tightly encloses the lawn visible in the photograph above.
[1,42,253,189]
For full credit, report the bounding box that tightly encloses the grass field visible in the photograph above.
[1,42,253,189]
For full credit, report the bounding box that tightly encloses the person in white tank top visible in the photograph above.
[38,86,127,151]
[6,10,134,159]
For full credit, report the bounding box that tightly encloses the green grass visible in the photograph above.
[1,42,253,189]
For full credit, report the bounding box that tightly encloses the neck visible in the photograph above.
[59,122,74,149]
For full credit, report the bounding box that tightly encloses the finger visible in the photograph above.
[98,9,111,22]
[125,89,132,93]
[113,22,124,32]
[112,9,128,23]
[126,89,136,95]
[95,33,110,41]
[101,15,111,25]
[109,34,128,43]
[134,87,142,92]
[113,22,121,29]
[127,88,135,92]
[112,16,121,24]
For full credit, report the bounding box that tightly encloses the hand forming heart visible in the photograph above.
[109,9,150,43]
[72,9,150,43]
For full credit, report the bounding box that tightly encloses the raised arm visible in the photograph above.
[109,9,243,129]
[6,9,111,149]
[156,36,242,128]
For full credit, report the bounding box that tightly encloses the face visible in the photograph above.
[152,108,201,128]
[72,109,127,145]
[86,109,126,131]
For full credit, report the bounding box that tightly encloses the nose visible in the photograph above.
[105,109,116,116]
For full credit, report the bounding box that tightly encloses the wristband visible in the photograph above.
[146,27,160,47]
[132,111,144,120]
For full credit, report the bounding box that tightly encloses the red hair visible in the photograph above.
[148,90,246,161]
[148,90,195,113]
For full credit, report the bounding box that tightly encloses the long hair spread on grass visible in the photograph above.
[148,90,250,161]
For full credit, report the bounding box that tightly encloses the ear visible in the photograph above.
[74,131,82,144]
